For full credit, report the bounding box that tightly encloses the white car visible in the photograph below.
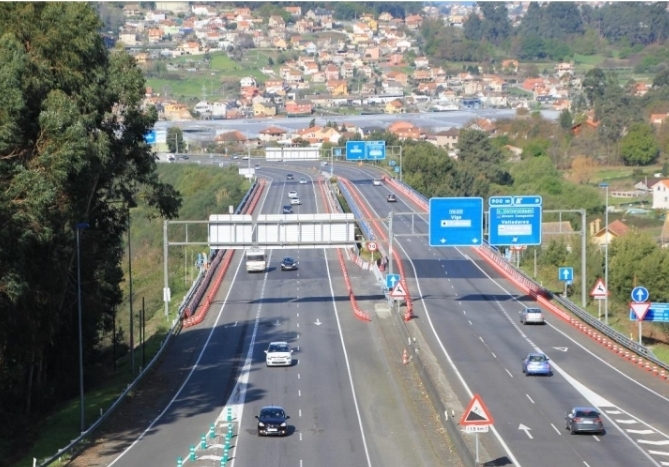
[299,178,308,184]
[290,198,301,205]
[288,191,298,198]
[242,155,249,160]
[265,342,293,367]
[372,179,382,186]
[520,307,545,325]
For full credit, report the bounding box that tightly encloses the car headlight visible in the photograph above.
[280,422,287,427]
[258,422,265,427]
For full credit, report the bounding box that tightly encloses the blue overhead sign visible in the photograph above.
[558,267,573,282]
[429,197,484,247]
[488,195,542,246]
[631,286,649,303]
[345,141,386,160]
[629,302,669,322]
[346,141,366,160]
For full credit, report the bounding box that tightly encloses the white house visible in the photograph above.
[652,180,669,209]
[240,76,257,87]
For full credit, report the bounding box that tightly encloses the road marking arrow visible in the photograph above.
[553,347,568,352]
[518,424,533,439]
[314,319,322,326]
[273,320,281,327]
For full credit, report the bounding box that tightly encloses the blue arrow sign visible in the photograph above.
[488,195,542,246]
[386,274,401,289]
[429,197,483,247]
[558,267,573,282]
[346,141,366,160]
[631,286,649,303]
[394,166,400,172]
[629,302,669,322]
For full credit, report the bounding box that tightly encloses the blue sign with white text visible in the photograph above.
[346,141,366,160]
[629,302,669,322]
[144,130,157,144]
[558,267,573,282]
[488,195,542,246]
[366,141,386,160]
[429,197,483,247]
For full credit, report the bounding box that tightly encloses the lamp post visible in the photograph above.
[599,182,609,325]
[76,222,89,433]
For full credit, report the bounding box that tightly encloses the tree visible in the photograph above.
[559,109,573,130]
[582,68,607,105]
[309,118,316,128]
[167,127,185,153]
[0,3,181,427]
[457,129,513,187]
[569,156,599,185]
[620,123,660,166]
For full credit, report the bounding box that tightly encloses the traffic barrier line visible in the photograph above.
[318,179,371,322]
[183,180,266,328]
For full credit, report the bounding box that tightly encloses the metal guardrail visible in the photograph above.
[337,180,375,241]
[38,182,259,467]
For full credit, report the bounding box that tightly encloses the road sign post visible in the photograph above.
[590,279,608,320]
[460,394,494,465]
[488,196,542,246]
[558,267,574,297]
[385,274,401,290]
[629,302,651,345]
[429,197,483,247]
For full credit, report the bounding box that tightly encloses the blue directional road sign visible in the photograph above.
[629,302,669,322]
[366,141,386,160]
[334,147,342,157]
[386,274,401,289]
[389,160,397,166]
[429,197,483,247]
[558,267,573,282]
[346,141,366,160]
[631,286,649,303]
[394,166,400,172]
[488,195,542,246]
[144,130,157,144]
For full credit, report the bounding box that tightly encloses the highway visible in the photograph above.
[105,162,456,467]
[331,161,669,467]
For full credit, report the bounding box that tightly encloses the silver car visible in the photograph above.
[520,307,544,325]
[565,407,604,435]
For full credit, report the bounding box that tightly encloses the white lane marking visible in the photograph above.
[505,369,513,378]
[526,394,534,404]
[640,440,669,445]
[650,451,669,456]
[299,408,302,417]
[468,320,473,325]
[108,239,261,466]
[322,250,373,467]
[616,419,639,424]
[479,336,485,343]
[551,423,562,435]
[298,390,301,397]
[661,462,669,466]
[628,429,655,434]
[605,409,622,414]
[491,352,497,359]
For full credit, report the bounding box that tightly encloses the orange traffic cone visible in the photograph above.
[403,349,408,365]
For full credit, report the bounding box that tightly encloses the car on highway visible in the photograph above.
[373,179,382,186]
[282,205,293,214]
[254,164,261,169]
[265,341,293,366]
[255,406,290,436]
[565,407,604,435]
[290,198,301,205]
[280,257,298,271]
[242,155,249,160]
[299,178,308,184]
[286,173,294,180]
[288,191,298,198]
[520,307,545,325]
[387,194,397,202]
[522,352,551,376]
[232,155,239,159]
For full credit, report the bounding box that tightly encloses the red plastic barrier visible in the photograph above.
[318,179,371,322]
[340,178,413,321]
[182,180,266,328]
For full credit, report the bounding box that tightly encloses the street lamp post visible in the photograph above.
[599,183,609,325]
[76,222,89,433]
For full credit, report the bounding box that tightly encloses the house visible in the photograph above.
[326,80,348,96]
[652,180,669,209]
[215,130,247,143]
[259,126,287,142]
[650,113,669,126]
[253,101,276,117]
[387,121,424,140]
[285,6,302,17]
[414,56,430,68]
[163,102,193,121]
[465,117,496,134]
[264,79,286,95]
[178,41,201,55]
[405,14,423,29]
[591,219,630,248]
[433,128,459,149]
[268,15,285,29]
[501,59,519,72]
[386,71,408,86]
[324,64,340,81]
[378,12,394,22]
[119,33,138,46]
[240,76,257,87]
[385,99,404,114]
[147,28,163,43]
[285,100,313,116]
[554,62,574,77]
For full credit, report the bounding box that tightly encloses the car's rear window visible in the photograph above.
[576,411,599,418]
[526,308,542,314]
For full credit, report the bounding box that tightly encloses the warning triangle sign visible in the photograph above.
[459,394,494,426]
[630,302,651,321]
[390,282,407,298]
[590,279,608,298]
